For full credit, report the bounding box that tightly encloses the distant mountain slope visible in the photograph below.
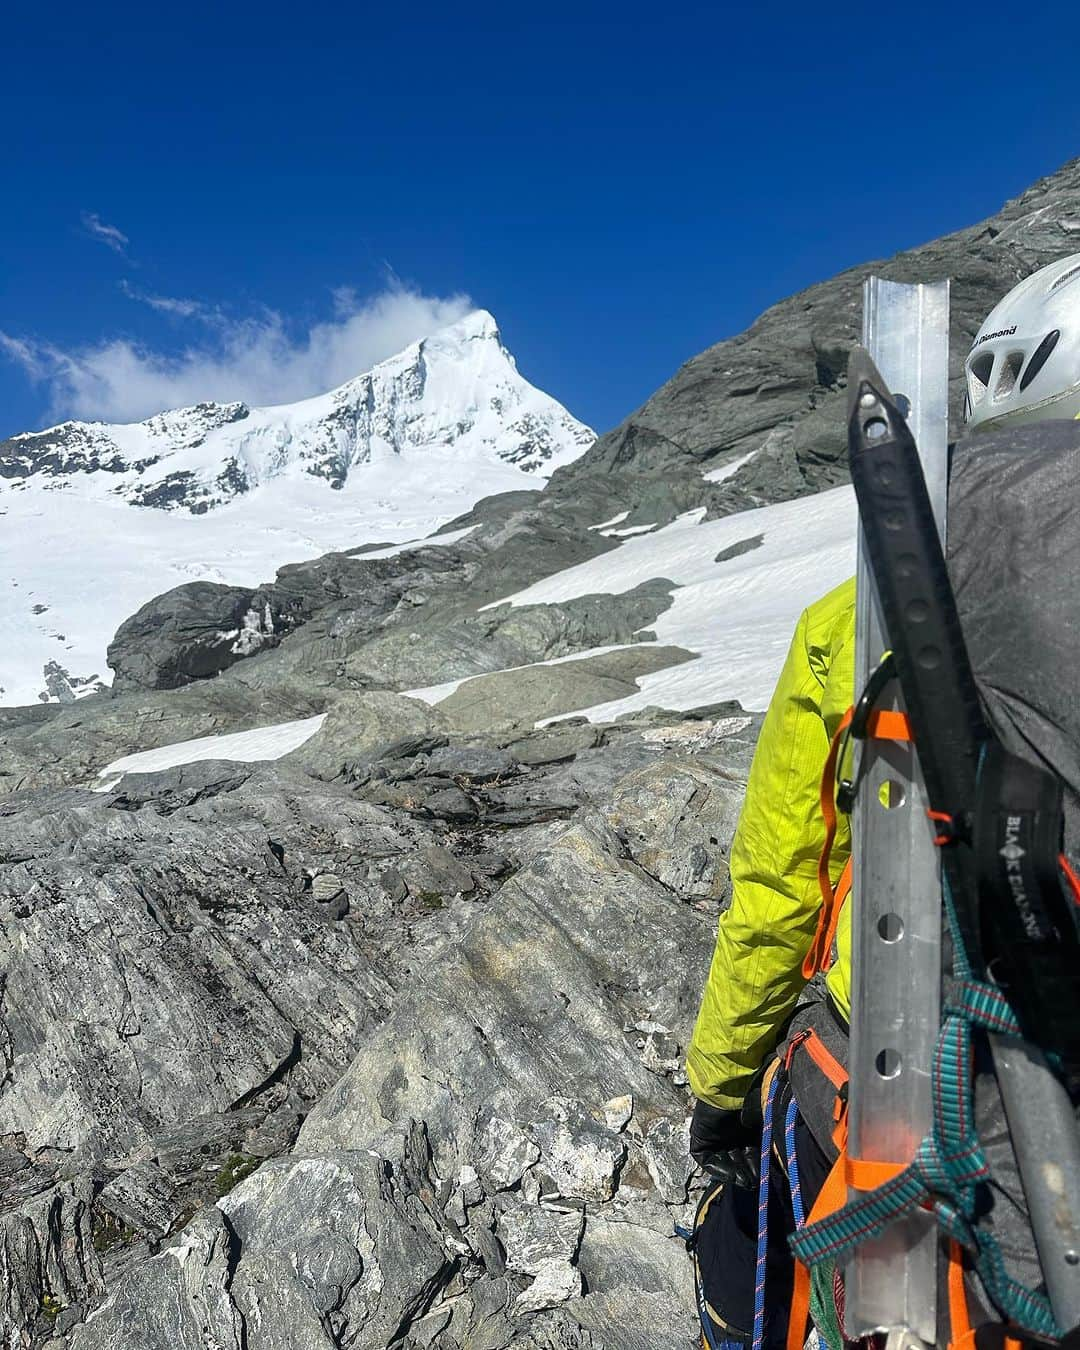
[0,311,593,705]
[552,157,1080,500]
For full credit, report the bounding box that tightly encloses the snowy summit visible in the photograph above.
[0,310,594,706]
[0,310,593,513]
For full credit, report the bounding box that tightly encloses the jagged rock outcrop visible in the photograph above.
[106,542,482,694]
[107,582,276,692]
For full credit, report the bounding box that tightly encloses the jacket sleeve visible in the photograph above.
[686,603,835,1110]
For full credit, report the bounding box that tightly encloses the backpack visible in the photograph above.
[790,420,1080,1347]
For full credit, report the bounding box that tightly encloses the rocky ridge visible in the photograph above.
[550,158,1080,514]
[0,705,756,1349]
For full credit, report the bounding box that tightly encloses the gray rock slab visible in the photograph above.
[67,1207,243,1350]
[524,1098,627,1203]
[343,582,674,693]
[284,691,448,782]
[505,722,604,765]
[422,784,480,822]
[436,647,697,734]
[0,766,429,1160]
[298,811,711,1178]
[568,1288,698,1350]
[98,1161,183,1237]
[401,844,476,899]
[604,751,747,899]
[577,1214,692,1298]
[640,1116,694,1205]
[425,745,518,781]
[472,1115,542,1192]
[497,1203,583,1276]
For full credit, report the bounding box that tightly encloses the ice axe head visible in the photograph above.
[846,345,914,470]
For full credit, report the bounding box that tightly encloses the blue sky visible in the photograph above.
[2,0,1080,439]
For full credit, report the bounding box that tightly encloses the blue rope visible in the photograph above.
[784,1095,805,1228]
[752,1068,781,1350]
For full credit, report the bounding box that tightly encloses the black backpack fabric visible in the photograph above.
[947,419,1080,1306]
[948,420,1080,853]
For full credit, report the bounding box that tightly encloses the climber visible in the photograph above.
[683,253,1080,1350]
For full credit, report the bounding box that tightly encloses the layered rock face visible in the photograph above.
[2,159,1080,1348]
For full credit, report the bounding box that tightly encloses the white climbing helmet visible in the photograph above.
[964,252,1080,431]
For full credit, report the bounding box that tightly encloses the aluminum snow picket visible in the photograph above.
[845,277,950,1344]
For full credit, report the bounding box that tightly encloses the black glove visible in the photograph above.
[690,1097,760,1189]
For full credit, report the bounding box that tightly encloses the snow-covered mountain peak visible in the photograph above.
[0,310,593,513]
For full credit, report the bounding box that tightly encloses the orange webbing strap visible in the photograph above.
[803,858,851,980]
[948,1239,977,1350]
[786,1151,908,1350]
[786,1153,847,1350]
[804,710,854,979]
[844,1156,906,1190]
[947,1239,1026,1350]
[803,706,914,979]
[802,1029,848,1091]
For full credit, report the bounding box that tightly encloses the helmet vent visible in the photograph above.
[1019,329,1061,392]
[969,353,994,401]
[994,352,1025,402]
[1049,263,1080,294]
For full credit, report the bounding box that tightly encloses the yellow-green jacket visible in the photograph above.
[687,576,857,1111]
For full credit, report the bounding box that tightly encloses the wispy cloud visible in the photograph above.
[80,211,130,257]
[119,279,208,320]
[0,332,49,381]
[1,284,475,425]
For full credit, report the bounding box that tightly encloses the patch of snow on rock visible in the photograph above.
[481,487,857,715]
[95,714,327,789]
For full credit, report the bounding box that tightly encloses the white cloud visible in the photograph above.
[81,212,130,256]
[1,284,474,425]
[330,285,359,317]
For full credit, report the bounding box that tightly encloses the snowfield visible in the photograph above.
[0,464,534,706]
[0,310,593,706]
